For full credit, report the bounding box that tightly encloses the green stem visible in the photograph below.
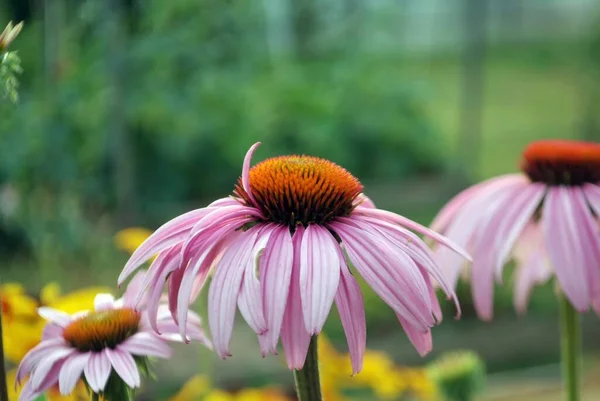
[559,296,581,401]
[293,336,322,401]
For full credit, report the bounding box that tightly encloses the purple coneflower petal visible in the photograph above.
[84,352,112,392]
[397,315,432,357]
[514,250,551,314]
[355,207,471,262]
[335,258,366,375]
[16,339,67,385]
[122,270,149,307]
[146,246,181,334]
[543,187,590,311]
[118,208,213,285]
[571,188,600,310]
[242,142,261,207]
[300,224,341,334]
[238,228,268,334]
[106,348,140,388]
[58,353,90,395]
[333,221,433,331]
[260,225,294,354]
[20,363,63,401]
[281,226,311,370]
[30,347,73,389]
[209,229,260,358]
[492,183,545,281]
[120,332,172,358]
[37,308,72,327]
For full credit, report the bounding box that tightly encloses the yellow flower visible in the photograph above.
[114,227,153,255]
[8,368,89,401]
[41,282,110,314]
[2,283,38,323]
[169,376,290,401]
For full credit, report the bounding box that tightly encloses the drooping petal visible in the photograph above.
[281,226,311,370]
[118,208,213,284]
[335,257,366,375]
[514,250,552,314]
[37,307,72,327]
[121,270,149,307]
[58,353,90,395]
[30,347,74,389]
[543,186,590,311]
[397,315,432,357]
[332,221,433,331]
[354,207,472,262]
[84,351,111,393]
[571,187,600,311]
[238,226,269,334]
[22,360,64,400]
[93,294,115,312]
[242,142,261,206]
[208,229,260,358]
[16,339,67,385]
[119,332,172,359]
[300,224,341,334]
[260,225,294,354]
[146,246,181,334]
[105,348,140,388]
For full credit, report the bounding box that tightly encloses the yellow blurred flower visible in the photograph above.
[318,335,438,401]
[169,375,290,401]
[114,227,153,255]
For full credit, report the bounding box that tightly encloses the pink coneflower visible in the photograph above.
[15,272,210,401]
[431,139,600,319]
[118,142,468,374]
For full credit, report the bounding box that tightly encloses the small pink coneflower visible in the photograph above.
[118,142,469,374]
[15,272,210,401]
[431,139,600,319]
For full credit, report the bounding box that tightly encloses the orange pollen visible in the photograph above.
[62,308,141,352]
[235,155,363,226]
[521,140,600,185]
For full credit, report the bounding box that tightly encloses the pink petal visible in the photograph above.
[118,208,212,285]
[177,222,241,340]
[146,246,181,334]
[93,294,115,312]
[493,183,546,280]
[121,270,149,307]
[167,265,186,322]
[58,353,90,395]
[571,188,600,311]
[281,226,311,370]
[355,207,472,262]
[120,332,172,358]
[300,224,341,334]
[42,323,64,341]
[431,174,524,232]
[542,187,590,311]
[23,360,64,399]
[397,315,432,357]
[208,229,260,358]
[37,307,72,327]
[16,339,67,385]
[514,251,552,314]
[242,142,261,206]
[83,351,111,393]
[335,258,366,375]
[354,193,376,209]
[31,347,74,389]
[260,225,294,354]
[332,221,433,331]
[238,227,269,334]
[105,348,140,388]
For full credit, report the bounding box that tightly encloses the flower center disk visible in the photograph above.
[521,140,600,185]
[63,308,141,352]
[237,155,363,226]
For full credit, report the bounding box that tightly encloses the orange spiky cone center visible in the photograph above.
[521,140,600,185]
[63,308,140,352]
[235,155,363,226]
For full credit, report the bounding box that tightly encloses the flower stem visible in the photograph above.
[293,336,322,401]
[0,284,9,401]
[559,295,581,401]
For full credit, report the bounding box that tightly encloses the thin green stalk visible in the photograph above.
[293,336,322,401]
[559,295,581,401]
